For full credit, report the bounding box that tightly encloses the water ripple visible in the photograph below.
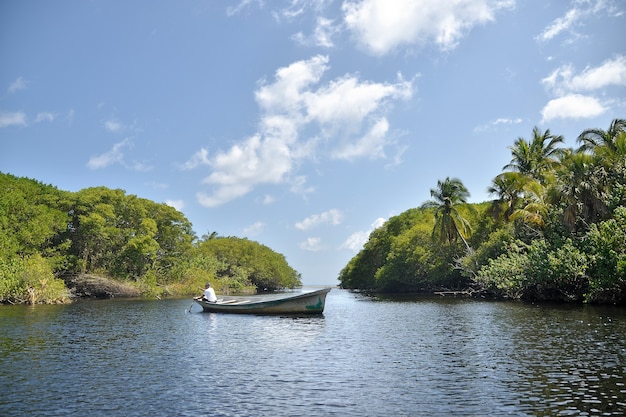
[1,291,625,416]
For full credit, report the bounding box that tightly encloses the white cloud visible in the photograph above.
[197,186,252,208]
[331,117,389,160]
[271,0,333,21]
[536,0,621,43]
[299,236,322,251]
[312,17,338,47]
[104,119,124,133]
[181,148,211,170]
[35,112,56,123]
[567,56,626,91]
[256,55,329,113]
[295,209,344,230]
[341,217,386,251]
[0,111,27,128]
[86,138,132,170]
[341,230,370,251]
[226,0,263,16]
[305,73,412,134]
[165,199,185,211]
[541,94,606,123]
[536,7,582,43]
[540,56,625,122]
[543,56,626,95]
[196,134,293,207]
[292,17,339,48]
[194,55,415,207]
[128,160,153,172]
[289,175,316,197]
[473,117,523,132]
[342,0,512,55]
[8,77,28,94]
[243,221,266,236]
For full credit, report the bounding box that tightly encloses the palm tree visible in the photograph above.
[487,172,529,221]
[577,118,626,155]
[421,177,473,251]
[503,126,565,183]
[600,130,626,187]
[510,180,549,230]
[580,121,626,185]
[574,118,626,221]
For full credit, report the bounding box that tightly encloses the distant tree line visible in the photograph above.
[0,175,301,304]
[339,119,626,304]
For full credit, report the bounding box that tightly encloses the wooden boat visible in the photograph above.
[194,287,331,314]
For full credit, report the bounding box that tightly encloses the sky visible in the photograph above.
[1,0,625,286]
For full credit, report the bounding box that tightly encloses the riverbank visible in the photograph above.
[64,274,141,299]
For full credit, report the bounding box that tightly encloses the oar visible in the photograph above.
[186,300,195,313]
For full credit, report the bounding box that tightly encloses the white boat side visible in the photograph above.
[194,287,331,314]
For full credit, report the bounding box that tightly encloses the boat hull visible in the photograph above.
[194,288,331,314]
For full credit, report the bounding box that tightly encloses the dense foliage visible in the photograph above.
[196,237,301,291]
[339,119,626,304]
[0,174,301,303]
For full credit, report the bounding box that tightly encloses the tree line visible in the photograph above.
[0,175,301,304]
[339,119,626,304]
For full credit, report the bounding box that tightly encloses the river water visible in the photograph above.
[1,288,625,416]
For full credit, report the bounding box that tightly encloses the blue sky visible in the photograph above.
[1,0,625,285]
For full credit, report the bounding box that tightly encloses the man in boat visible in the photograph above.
[196,282,217,303]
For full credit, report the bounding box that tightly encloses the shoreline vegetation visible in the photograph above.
[339,119,626,305]
[2,118,625,305]
[0,173,299,305]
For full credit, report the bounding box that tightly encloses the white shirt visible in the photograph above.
[203,287,217,302]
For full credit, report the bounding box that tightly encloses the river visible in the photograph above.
[1,288,625,416]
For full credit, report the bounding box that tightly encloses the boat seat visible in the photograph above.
[218,299,251,305]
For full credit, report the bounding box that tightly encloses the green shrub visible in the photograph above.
[0,255,70,304]
[583,207,626,303]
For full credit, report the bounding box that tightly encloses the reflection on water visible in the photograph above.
[1,290,625,416]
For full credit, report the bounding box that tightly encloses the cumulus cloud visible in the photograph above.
[0,111,27,128]
[197,134,293,206]
[342,0,513,55]
[341,217,386,251]
[299,236,322,251]
[190,55,415,207]
[541,94,606,123]
[196,185,252,208]
[295,209,344,230]
[256,55,329,113]
[165,199,185,211]
[542,56,626,96]
[540,55,626,122]
[231,0,509,55]
[331,117,389,160]
[304,74,412,135]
